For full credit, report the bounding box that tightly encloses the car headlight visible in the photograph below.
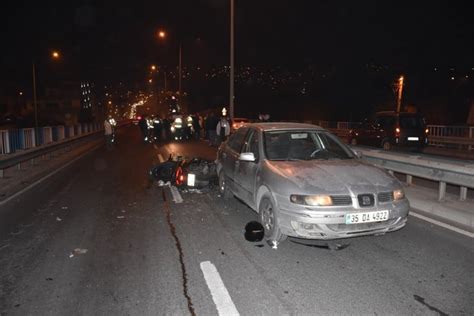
[290,194,333,206]
[393,189,405,201]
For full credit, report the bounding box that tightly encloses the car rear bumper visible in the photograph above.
[276,198,410,240]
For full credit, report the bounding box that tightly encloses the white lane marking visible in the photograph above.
[158,154,164,163]
[200,261,239,316]
[409,211,474,238]
[169,185,183,203]
[0,145,101,206]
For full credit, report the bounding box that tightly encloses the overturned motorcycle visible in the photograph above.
[148,156,218,189]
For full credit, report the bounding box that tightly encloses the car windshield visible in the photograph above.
[263,130,355,160]
[399,114,425,129]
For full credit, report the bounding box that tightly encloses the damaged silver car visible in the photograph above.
[216,123,409,244]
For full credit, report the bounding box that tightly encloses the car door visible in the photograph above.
[357,120,373,145]
[219,127,249,191]
[233,128,260,208]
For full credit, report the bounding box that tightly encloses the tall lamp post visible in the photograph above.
[229,0,235,121]
[32,50,60,145]
[157,30,183,102]
[396,75,404,113]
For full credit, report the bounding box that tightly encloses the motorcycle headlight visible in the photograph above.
[290,194,333,206]
[393,189,405,201]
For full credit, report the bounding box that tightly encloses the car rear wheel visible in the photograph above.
[259,195,287,244]
[218,172,233,199]
[382,140,392,150]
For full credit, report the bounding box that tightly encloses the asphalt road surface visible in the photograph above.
[1,126,473,315]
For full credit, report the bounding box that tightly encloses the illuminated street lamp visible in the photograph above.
[396,75,404,113]
[151,65,156,71]
[51,51,60,59]
[157,29,182,97]
[32,50,61,145]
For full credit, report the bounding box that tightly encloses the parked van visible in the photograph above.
[348,111,429,150]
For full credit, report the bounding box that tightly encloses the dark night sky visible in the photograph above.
[1,1,474,122]
[2,1,474,75]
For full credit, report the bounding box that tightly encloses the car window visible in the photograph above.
[264,130,354,160]
[376,116,396,128]
[243,129,260,161]
[399,115,424,128]
[227,127,248,152]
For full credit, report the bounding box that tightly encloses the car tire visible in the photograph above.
[350,138,357,146]
[382,140,392,150]
[259,195,287,244]
[218,171,233,199]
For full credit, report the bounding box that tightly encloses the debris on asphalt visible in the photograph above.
[46,277,53,281]
[70,248,88,257]
[121,210,126,213]
[61,206,68,210]
[117,216,125,219]
[244,221,264,242]
[269,240,279,250]
[56,217,62,222]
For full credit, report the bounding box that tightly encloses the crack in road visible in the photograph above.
[413,294,448,316]
[161,188,196,316]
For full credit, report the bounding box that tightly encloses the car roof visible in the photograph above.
[245,122,325,132]
[376,111,421,116]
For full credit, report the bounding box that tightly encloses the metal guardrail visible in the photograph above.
[356,147,474,201]
[0,129,101,178]
[0,120,131,178]
[314,121,474,150]
[0,123,102,155]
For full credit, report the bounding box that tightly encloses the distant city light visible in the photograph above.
[19,91,23,96]
[52,51,60,59]
[451,77,455,80]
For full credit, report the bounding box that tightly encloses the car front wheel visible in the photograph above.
[218,171,233,199]
[259,195,287,244]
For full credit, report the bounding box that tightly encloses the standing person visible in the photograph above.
[216,115,230,144]
[138,115,148,143]
[192,114,201,140]
[104,117,114,150]
[206,112,218,146]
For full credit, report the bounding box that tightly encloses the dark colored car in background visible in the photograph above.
[348,111,429,150]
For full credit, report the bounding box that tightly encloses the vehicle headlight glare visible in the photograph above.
[290,194,333,206]
[393,189,405,201]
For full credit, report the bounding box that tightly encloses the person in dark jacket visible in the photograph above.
[138,116,148,143]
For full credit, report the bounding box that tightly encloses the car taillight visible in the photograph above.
[175,166,185,186]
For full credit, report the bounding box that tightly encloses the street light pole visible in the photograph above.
[178,42,182,98]
[396,75,404,113]
[32,61,38,145]
[229,0,235,121]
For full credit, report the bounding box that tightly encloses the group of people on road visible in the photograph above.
[203,112,230,146]
[105,111,233,149]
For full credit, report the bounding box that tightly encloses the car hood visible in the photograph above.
[265,159,399,195]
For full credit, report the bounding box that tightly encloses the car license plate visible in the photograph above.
[407,137,419,141]
[345,210,389,224]
[187,173,195,186]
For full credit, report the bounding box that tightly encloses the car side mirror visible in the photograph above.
[239,152,256,162]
